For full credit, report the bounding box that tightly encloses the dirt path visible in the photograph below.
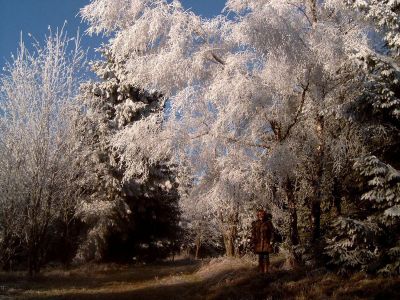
[0,257,259,300]
[1,256,399,300]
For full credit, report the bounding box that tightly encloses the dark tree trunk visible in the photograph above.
[311,200,321,241]
[28,249,36,277]
[0,234,13,271]
[333,179,342,216]
[311,116,324,242]
[283,177,302,269]
[286,178,299,246]
[195,236,201,259]
[61,223,72,266]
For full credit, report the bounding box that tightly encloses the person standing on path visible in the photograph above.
[251,209,274,274]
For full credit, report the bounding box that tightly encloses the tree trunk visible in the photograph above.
[62,223,71,266]
[223,231,235,257]
[195,236,201,259]
[0,234,13,271]
[333,179,342,216]
[219,211,238,257]
[286,178,299,246]
[284,177,301,269]
[308,0,318,23]
[311,200,321,241]
[28,249,36,277]
[311,116,324,242]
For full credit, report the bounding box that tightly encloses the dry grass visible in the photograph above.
[0,256,399,300]
[203,257,400,300]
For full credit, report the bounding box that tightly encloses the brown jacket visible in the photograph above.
[251,219,273,253]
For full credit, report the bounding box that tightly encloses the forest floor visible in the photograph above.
[0,255,399,300]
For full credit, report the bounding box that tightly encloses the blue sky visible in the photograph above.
[0,0,226,69]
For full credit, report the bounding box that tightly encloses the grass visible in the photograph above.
[0,255,399,299]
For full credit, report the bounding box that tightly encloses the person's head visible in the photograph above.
[257,209,266,221]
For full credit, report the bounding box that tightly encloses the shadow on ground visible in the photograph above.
[208,268,400,300]
[36,280,206,300]
[1,257,400,300]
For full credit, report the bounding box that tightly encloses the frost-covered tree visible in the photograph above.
[348,0,400,54]
[80,0,237,255]
[0,28,85,274]
[324,0,400,274]
[220,0,371,259]
[76,42,181,262]
[326,156,400,274]
[80,0,363,255]
[80,0,400,270]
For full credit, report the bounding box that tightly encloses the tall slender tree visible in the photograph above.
[0,28,85,274]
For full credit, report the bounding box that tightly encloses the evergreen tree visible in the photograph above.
[76,46,180,262]
[325,0,400,275]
